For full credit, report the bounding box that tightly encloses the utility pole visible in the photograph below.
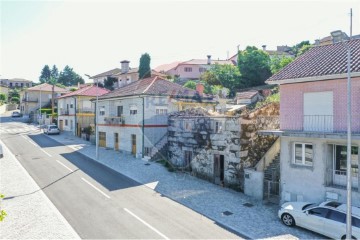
[346,7,353,240]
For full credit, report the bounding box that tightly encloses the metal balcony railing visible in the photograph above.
[76,108,94,113]
[104,116,125,125]
[280,115,360,134]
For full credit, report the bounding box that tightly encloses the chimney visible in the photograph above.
[121,60,130,73]
[314,39,320,46]
[196,82,204,96]
[78,82,80,89]
[207,55,211,65]
[262,45,267,51]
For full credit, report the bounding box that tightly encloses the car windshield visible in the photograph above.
[49,126,58,129]
[302,203,318,211]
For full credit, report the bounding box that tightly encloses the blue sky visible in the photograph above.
[1,0,359,82]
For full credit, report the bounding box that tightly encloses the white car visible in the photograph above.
[279,201,360,239]
[44,125,60,135]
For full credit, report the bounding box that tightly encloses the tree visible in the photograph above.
[201,64,241,90]
[57,65,85,86]
[297,44,312,56]
[291,40,311,57]
[270,56,294,74]
[183,80,196,90]
[0,93,7,102]
[39,65,51,83]
[138,53,151,79]
[50,65,59,79]
[0,193,7,221]
[104,76,117,91]
[237,46,271,88]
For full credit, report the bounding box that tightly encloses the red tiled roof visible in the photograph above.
[154,61,182,72]
[58,85,110,99]
[27,83,68,92]
[267,39,360,82]
[98,76,210,100]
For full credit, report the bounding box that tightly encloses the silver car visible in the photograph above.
[44,125,60,135]
[279,201,360,239]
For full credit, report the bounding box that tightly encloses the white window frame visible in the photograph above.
[99,106,105,116]
[156,107,168,115]
[293,142,313,166]
[184,67,192,72]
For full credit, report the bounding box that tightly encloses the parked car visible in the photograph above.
[11,111,21,117]
[43,125,60,135]
[279,201,360,239]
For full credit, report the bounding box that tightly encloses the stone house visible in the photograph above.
[57,85,109,135]
[261,38,360,206]
[168,108,241,188]
[96,76,216,158]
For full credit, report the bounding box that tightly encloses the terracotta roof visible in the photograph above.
[58,85,110,99]
[154,61,182,72]
[98,76,210,101]
[27,83,68,92]
[236,90,259,99]
[179,59,233,65]
[267,39,360,82]
[91,68,121,79]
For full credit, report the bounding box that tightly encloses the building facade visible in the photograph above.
[0,78,33,88]
[264,38,360,206]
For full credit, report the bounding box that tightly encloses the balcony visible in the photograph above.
[258,115,360,138]
[327,169,359,190]
[104,116,125,125]
[76,108,94,114]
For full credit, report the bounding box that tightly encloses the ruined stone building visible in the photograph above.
[168,108,242,188]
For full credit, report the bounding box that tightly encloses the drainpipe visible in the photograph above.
[73,97,77,136]
[142,96,145,158]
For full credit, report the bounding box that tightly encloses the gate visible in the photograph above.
[264,180,280,204]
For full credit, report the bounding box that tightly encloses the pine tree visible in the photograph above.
[138,53,151,79]
[39,65,51,83]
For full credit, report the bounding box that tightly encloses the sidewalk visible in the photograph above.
[48,132,321,239]
[0,138,79,239]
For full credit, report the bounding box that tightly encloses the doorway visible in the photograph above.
[59,120,63,131]
[114,133,119,151]
[99,132,106,147]
[214,154,225,185]
[131,134,136,155]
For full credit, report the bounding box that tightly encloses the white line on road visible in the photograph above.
[124,208,170,240]
[56,160,73,173]
[81,177,110,199]
[21,135,52,157]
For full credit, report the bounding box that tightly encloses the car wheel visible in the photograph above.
[281,213,295,226]
[341,235,356,240]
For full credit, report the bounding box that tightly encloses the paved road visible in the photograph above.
[0,118,241,239]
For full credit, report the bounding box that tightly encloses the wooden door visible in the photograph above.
[99,132,106,147]
[114,133,119,151]
[131,134,136,155]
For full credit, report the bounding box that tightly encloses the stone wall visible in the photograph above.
[168,108,241,187]
[240,103,280,168]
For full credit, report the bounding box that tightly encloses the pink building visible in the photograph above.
[262,38,360,206]
[159,56,233,81]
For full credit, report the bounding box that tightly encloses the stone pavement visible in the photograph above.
[0,138,79,239]
[46,131,323,240]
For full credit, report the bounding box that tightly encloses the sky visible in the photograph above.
[1,0,359,83]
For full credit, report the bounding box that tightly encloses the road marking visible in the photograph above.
[21,135,52,157]
[124,208,170,240]
[56,160,73,173]
[81,177,110,199]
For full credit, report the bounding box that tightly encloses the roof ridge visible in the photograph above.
[142,76,158,94]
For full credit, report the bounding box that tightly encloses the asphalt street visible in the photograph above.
[0,116,241,239]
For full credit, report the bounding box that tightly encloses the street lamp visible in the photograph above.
[331,25,352,240]
[85,74,99,160]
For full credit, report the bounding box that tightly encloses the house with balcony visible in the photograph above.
[57,85,109,135]
[96,76,216,158]
[260,38,360,206]
[19,83,68,117]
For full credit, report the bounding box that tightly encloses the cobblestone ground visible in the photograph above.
[0,139,79,239]
[48,131,323,240]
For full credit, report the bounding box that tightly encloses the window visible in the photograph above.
[117,106,123,117]
[144,147,152,157]
[334,145,358,174]
[294,143,313,166]
[156,108,168,115]
[65,119,68,126]
[99,107,105,116]
[130,109,137,115]
[308,207,328,218]
[215,121,222,133]
[199,67,207,72]
[70,103,74,108]
[184,67,192,72]
[327,210,346,223]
